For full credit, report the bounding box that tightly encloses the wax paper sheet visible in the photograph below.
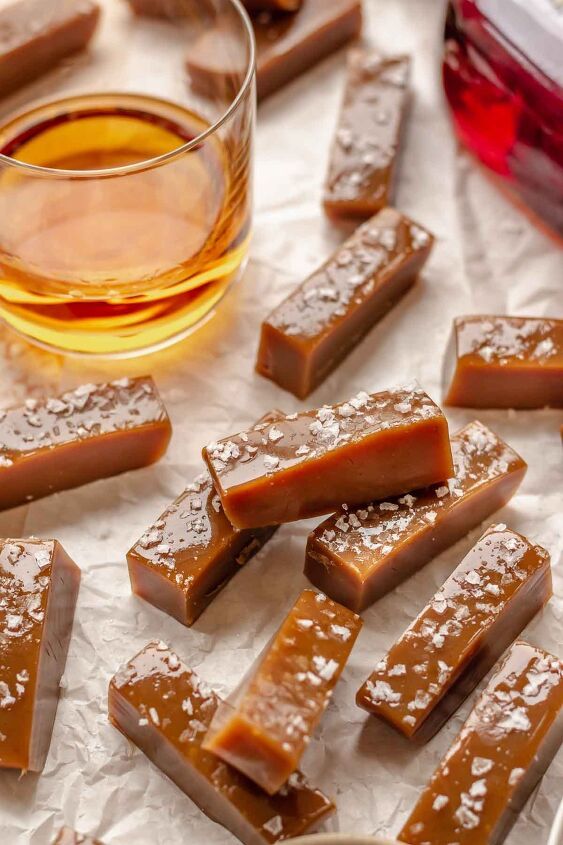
[0,0,562,843]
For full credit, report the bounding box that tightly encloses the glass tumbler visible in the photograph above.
[0,0,256,356]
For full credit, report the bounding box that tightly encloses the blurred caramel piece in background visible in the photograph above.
[0,0,100,97]
[186,0,363,102]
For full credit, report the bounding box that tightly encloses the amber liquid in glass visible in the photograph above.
[0,93,251,355]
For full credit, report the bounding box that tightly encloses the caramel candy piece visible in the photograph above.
[203,589,362,794]
[399,641,563,845]
[0,539,80,772]
[52,829,103,845]
[203,385,453,530]
[0,376,171,512]
[127,412,282,627]
[443,315,563,409]
[109,641,335,844]
[357,525,552,742]
[305,420,527,612]
[256,208,434,399]
[244,0,302,11]
[0,0,100,98]
[323,51,410,219]
[186,0,363,102]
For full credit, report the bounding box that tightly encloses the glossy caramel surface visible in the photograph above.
[306,420,527,610]
[324,51,410,217]
[0,539,80,770]
[203,589,362,794]
[203,385,453,529]
[128,412,282,626]
[261,209,432,342]
[444,316,563,408]
[52,828,103,845]
[109,641,335,843]
[256,208,433,399]
[0,376,168,459]
[0,376,171,510]
[357,525,551,738]
[399,641,563,845]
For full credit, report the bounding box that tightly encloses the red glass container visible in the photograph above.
[443,0,563,238]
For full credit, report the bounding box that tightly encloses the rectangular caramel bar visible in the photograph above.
[356,524,552,742]
[399,641,563,845]
[0,0,100,98]
[52,830,102,845]
[203,385,453,530]
[0,539,80,772]
[305,420,527,612]
[109,641,335,844]
[203,589,362,794]
[0,376,171,512]
[186,0,363,102]
[323,51,410,219]
[127,412,282,627]
[256,208,434,399]
[443,315,563,408]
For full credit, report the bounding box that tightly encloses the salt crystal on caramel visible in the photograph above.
[305,420,527,612]
[323,50,410,219]
[256,208,434,399]
[0,539,80,772]
[127,412,282,627]
[109,641,335,845]
[203,589,362,795]
[399,641,563,845]
[443,315,563,409]
[0,376,171,511]
[356,525,552,741]
[202,384,453,530]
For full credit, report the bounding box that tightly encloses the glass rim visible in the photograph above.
[0,0,256,180]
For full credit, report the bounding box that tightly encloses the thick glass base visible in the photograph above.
[0,250,248,358]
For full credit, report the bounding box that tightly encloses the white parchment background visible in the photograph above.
[0,0,562,843]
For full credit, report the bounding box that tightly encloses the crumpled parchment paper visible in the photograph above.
[0,0,561,843]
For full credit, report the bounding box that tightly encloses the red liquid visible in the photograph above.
[443,0,563,237]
